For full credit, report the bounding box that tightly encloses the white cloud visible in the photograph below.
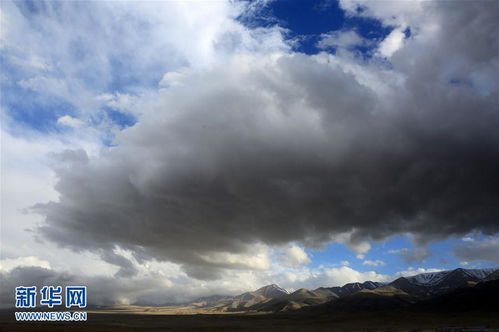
[265,264,391,291]
[340,260,350,266]
[2,0,290,130]
[7,54,52,71]
[0,125,106,278]
[18,76,70,97]
[349,241,371,254]
[395,267,443,278]
[1,0,498,306]
[97,92,156,116]
[57,115,84,128]
[377,28,406,58]
[199,245,272,271]
[285,245,311,267]
[0,256,51,272]
[323,266,390,286]
[0,262,394,307]
[362,259,386,267]
[339,0,426,28]
[329,230,372,255]
[317,30,365,50]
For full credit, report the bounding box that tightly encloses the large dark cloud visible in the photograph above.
[33,1,499,278]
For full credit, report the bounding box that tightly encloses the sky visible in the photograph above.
[1,0,498,306]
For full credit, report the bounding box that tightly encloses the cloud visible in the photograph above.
[339,0,426,28]
[454,238,499,265]
[362,260,386,267]
[234,264,390,293]
[100,250,139,278]
[394,267,443,278]
[273,265,390,291]
[322,266,389,286]
[57,115,84,128]
[462,236,475,243]
[0,256,51,272]
[0,262,391,308]
[2,0,497,285]
[285,245,311,267]
[0,266,172,308]
[389,248,431,264]
[0,127,105,276]
[0,0,289,282]
[317,30,366,50]
[377,28,405,58]
[32,0,499,279]
[1,0,289,133]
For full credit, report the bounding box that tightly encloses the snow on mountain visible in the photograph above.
[254,284,289,298]
[319,281,385,297]
[406,271,449,286]
[187,268,499,312]
[363,281,385,289]
[405,268,498,286]
[465,268,499,280]
[344,281,384,291]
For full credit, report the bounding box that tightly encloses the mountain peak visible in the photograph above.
[185,267,499,313]
[291,288,319,298]
[254,284,289,298]
[404,267,499,287]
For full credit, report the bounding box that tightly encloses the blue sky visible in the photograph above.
[1,0,392,133]
[1,0,498,304]
[306,234,496,275]
[240,0,392,55]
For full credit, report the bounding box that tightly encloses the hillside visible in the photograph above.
[184,267,498,314]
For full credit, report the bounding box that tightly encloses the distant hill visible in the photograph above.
[191,284,289,312]
[386,267,498,298]
[190,295,233,308]
[318,281,384,297]
[303,267,499,315]
[184,267,498,313]
[483,269,499,282]
[412,279,499,313]
[247,281,387,312]
[248,288,337,312]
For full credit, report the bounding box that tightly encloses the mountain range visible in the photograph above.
[188,267,499,313]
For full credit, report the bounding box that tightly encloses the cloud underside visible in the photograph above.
[30,1,499,279]
[0,264,389,307]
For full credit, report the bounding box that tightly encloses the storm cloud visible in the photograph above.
[33,1,499,279]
